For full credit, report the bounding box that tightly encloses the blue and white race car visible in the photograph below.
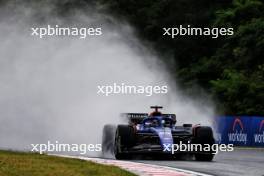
[102,106,215,161]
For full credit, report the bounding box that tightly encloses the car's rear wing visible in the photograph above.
[121,113,148,124]
[121,113,176,124]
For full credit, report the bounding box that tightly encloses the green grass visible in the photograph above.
[0,150,136,176]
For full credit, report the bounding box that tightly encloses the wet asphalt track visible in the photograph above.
[133,148,264,176]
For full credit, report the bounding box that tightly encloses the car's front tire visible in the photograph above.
[114,125,135,160]
[193,126,215,161]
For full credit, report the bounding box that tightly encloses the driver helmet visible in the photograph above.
[150,111,162,116]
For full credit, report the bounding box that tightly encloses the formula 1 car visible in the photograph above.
[102,106,215,161]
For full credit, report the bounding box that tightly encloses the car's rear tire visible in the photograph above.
[114,125,135,160]
[195,153,214,161]
[102,125,116,157]
[193,126,215,161]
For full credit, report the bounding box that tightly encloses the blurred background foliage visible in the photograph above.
[97,0,264,115]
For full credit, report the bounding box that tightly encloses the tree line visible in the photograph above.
[99,0,264,115]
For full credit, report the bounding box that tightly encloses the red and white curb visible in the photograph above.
[52,154,213,176]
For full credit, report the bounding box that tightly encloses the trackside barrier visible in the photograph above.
[214,116,264,147]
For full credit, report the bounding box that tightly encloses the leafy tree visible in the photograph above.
[98,0,264,115]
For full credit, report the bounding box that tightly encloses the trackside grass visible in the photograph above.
[0,150,136,176]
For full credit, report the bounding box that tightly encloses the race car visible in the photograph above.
[102,106,215,161]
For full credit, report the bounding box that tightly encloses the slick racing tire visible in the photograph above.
[193,126,215,161]
[114,125,135,160]
[102,124,116,157]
